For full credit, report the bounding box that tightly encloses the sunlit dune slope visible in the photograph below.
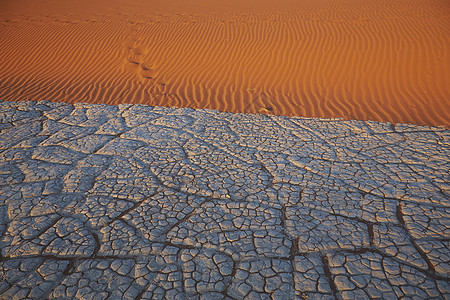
[0,0,448,126]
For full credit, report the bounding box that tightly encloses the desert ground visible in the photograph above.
[1,100,449,299]
[0,0,449,299]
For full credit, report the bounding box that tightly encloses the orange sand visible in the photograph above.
[0,0,449,126]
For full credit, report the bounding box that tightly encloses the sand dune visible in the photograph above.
[0,0,449,126]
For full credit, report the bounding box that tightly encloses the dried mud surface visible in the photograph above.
[0,100,449,299]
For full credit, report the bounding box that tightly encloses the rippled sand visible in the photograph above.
[0,0,448,126]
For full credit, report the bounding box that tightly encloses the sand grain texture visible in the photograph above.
[0,0,449,126]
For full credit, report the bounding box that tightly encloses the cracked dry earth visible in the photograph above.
[0,100,449,300]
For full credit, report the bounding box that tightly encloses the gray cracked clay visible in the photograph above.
[0,100,449,299]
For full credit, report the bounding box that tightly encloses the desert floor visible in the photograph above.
[1,0,449,299]
[0,100,449,299]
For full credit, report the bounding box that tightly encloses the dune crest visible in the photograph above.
[0,0,448,126]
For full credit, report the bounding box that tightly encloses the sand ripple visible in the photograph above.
[0,0,448,126]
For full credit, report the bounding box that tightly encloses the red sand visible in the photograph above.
[0,0,449,126]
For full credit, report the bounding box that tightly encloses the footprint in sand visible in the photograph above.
[140,64,154,79]
[127,56,141,65]
[133,45,148,56]
[153,83,167,93]
[124,41,148,66]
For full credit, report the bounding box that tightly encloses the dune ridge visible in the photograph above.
[0,0,449,126]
